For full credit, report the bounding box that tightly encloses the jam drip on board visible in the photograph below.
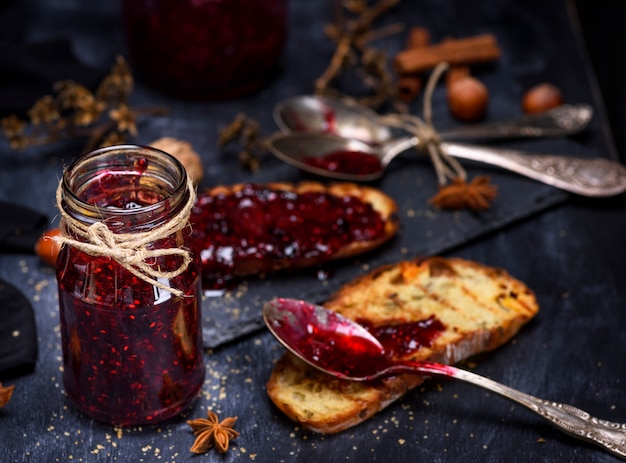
[190,184,389,289]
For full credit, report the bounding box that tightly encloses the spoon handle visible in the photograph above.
[439,104,593,140]
[440,141,626,197]
[404,361,626,459]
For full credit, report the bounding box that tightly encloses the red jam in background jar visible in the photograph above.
[189,184,388,289]
[122,0,287,99]
[56,145,205,426]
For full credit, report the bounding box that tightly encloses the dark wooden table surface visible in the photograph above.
[1,0,626,462]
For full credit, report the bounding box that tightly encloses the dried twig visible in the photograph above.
[315,0,400,102]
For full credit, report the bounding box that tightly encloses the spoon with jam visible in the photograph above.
[263,297,626,459]
[266,131,626,197]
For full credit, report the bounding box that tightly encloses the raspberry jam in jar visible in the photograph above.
[122,0,287,99]
[56,145,205,426]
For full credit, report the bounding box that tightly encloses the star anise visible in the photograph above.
[429,175,498,211]
[0,382,15,408]
[187,410,240,454]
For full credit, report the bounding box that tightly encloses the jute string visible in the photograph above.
[380,62,466,186]
[55,175,196,297]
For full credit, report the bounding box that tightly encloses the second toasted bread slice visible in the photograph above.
[266,256,539,434]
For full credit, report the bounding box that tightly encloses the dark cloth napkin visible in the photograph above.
[0,279,38,380]
[0,38,106,118]
[0,202,45,378]
[0,1,105,118]
[0,201,48,254]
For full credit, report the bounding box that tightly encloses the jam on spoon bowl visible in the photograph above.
[266,131,626,197]
[262,297,626,459]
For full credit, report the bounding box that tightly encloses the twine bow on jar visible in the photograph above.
[54,176,196,297]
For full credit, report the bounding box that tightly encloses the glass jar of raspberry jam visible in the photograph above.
[56,145,205,426]
[122,0,287,99]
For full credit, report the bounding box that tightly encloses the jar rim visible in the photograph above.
[61,144,189,223]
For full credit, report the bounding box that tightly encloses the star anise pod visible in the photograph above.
[0,382,15,408]
[187,410,240,454]
[430,175,498,211]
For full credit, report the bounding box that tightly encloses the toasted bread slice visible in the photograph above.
[266,256,539,434]
[190,181,399,284]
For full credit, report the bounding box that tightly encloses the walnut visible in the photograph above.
[150,137,204,184]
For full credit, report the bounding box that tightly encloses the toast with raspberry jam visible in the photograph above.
[266,256,539,434]
[189,181,399,288]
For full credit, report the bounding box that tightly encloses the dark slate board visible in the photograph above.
[1,1,625,462]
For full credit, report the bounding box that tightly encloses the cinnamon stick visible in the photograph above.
[393,33,501,74]
[397,26,430,102]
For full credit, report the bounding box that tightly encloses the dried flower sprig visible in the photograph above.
[0,55,166,152]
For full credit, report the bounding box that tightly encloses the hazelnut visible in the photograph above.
[447,75,489,122]
[35,228,62,266]
[150,137,204,184]
[522,83,563,114]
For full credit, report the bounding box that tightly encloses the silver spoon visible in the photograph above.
[266,132,626,197]
[263,297,626,460]
[273,95,594,143]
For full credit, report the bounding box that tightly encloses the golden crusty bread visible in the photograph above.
[266,256,539,434]
[192,181,399,277]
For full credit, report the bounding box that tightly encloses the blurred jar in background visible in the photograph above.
[122,0,287,99]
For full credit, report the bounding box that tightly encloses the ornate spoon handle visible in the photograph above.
[440,104,593,140]
[401,361,626,459]
[441,142,626,197]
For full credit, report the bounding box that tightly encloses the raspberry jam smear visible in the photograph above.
[357,316,446,358]
[189,184,389,289]
[298,316,446,379]
[57,146,205,426]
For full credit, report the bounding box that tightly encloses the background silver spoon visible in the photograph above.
[273,94,594,143]
[266,132,626,197]
[263,297,626,460]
